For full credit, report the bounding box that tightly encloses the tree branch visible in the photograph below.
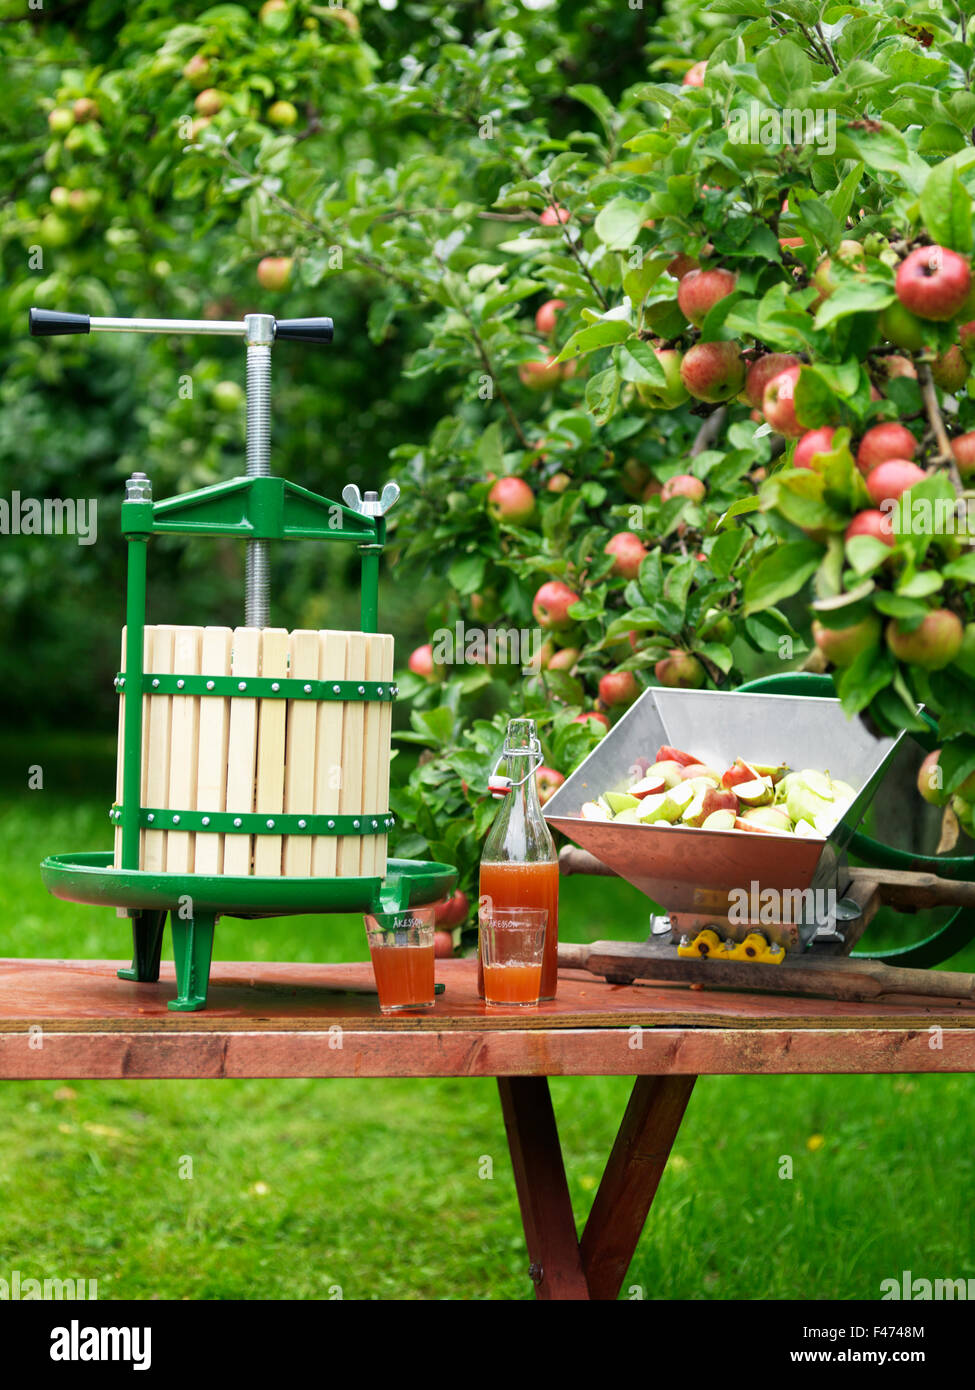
[918,363,965,494]
[690,406,727,457]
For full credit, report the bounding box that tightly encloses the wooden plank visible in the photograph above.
[4,1021,975,1080]
[253,628,289,877]
[223,628,261,876]
[360,634,393,876]
[497,1077,590,1300]
[579,1076,696,1300]
[557,939,975,1002]
[338,632,367,877]
[312,631,348,877]
[143,625,176,874]
[194,627,233,875]
[165,626,203,874]
[283,630,319,877]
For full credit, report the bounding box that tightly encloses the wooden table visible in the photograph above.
[3,956,975,1301]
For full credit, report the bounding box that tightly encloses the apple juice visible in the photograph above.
[478,718,559,1001]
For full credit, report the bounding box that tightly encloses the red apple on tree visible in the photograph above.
[547,647,579,671]
[661,473,706,503]
[408,643,443,681]
[811,240,865,301]
[73,97,100,124]
[654,649,706,688]
[917,750,946,806]
[535,766,566,805]
[605,532,648,579]
[845,510,894,547]
[762,364,807,437]
[599,670,641,708]
[257,256,293,291]
[950,432,975,479]
[932,344,968,393]
[532,580,580,630]
[677,267,737,326]
[487,476,535,524]
[535,299,566,334]
[48,107,74,134]
[886,610,964,669]
[866,459,927,506]
[435,889,470,928]
[812,614,882,666]
[794,427,836,469]
[183,54,212,88]
[194,88,224,117]
[573,711,609,733]
[744,353,801,409]
[268,100,299,127]
[881,300,926,351]
[666,252,698,280]
[680,341,746,403]
[856,422,917,474]
[518,352,562,390]
[540,203,570,226]
[683,61,707,86]
[546,472,571,494]
[896,245,972,321]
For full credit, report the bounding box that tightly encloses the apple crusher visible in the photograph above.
[546,684,975,1001]
[30,306,456,1011]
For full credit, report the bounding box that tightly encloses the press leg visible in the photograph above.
[117,909,167,984]
[168,911,216,1012]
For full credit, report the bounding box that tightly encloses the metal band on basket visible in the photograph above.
[113,673,397,701]
[109,805,395,835]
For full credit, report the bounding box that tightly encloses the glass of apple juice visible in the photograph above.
[478,906,548,1007]
[364,908,437,1013]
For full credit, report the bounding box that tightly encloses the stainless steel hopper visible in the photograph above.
[544,688,910,949]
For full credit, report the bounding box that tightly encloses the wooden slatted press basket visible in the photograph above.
[33,305,455,1011]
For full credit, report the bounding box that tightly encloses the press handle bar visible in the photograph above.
[29,308,333,344]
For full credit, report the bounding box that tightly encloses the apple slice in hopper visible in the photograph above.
[721,758,762,790]
[613,806,646,824]
[739,806,792,833]
[735,777,774,807]
[645,760,684,789]
[702,809,737,831]
[679,763,721,784]
[656,745,700,767]
[581,801,611,820]
[642,783,695,823]
[605,791,641,815]
[748,761,789,783]
[629,773,668,798]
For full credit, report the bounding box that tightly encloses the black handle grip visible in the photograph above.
[274,317,333,345]
[29,308,91,337]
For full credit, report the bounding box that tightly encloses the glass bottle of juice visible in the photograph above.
[478,717,559,1001]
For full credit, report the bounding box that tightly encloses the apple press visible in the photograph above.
[29,306,456,1011]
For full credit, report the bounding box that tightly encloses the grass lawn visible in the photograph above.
[0,735,972,1300]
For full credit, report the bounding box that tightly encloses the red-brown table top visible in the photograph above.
[1,957,973,1078]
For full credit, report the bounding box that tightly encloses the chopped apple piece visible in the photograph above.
[747,761,790,783]
[639,792,674,823]
[629,774,667,799]
[605,790,641,815]
[581,801,610,820]
[646,760,685,789]
[656,745,700,767]
[740,806,792,833]
[721,758,762,790]
[793,818,823,838]
[701,809,737,831]
[613,806,645,824]
[830,779,856,801]
[679,763,720,784]
[734,777,774,807]
[798,769,833,800]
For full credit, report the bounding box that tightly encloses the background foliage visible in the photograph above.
[2,0,975,916]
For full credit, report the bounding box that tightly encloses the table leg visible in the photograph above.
[580,1074,696,1301]
[496,1077,590,1301]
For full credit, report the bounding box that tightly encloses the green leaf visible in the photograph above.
[709,527,747,578]
[593,198,647,250]
[555,320,631,362]
[447,553,486,596]
[755,40,811,103]
[567,84,615,137]
[585,367,620,425]
[814,280,896,330]
[836,644,896,716]
[615,339,667,385]
[744,540,823,616]
[920,160,975,254]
